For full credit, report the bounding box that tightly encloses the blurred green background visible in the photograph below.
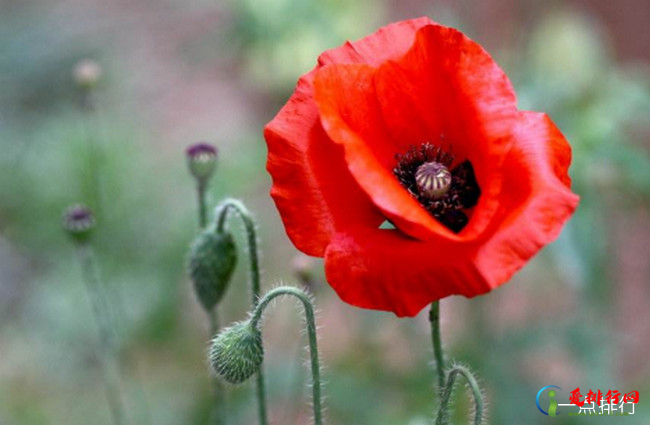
[1,0,649,424]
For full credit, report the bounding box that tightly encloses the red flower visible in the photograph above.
[264,18,579,317]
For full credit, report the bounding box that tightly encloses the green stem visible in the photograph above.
[250,287,323,425]
[209,308,226,425]
[76,245,128,425]
[215,198,267,425]
[430,301,445,393]
[197,181,208,229]
[80,88,103,217]
[215,199,261,305]
[434,365,484,425]
[196,184,227,425]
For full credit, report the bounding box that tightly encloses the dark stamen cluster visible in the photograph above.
[393,143,481,233]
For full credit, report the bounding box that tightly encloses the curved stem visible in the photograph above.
[215,199,261,305]
[250,287,323,425]
[430,301,445,393]
[215,199,267,425]
[435,364,484,425]
[76,245,128,425]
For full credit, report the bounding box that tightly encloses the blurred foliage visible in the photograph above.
[0,1,649,425]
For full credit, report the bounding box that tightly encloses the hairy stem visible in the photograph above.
[250,286,323,425]
[209,309,226,425]
[215,198,267,425]
[435,364,484,425]
[215,199,261,305]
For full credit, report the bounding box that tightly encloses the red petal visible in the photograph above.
[317,17,435,67]
[323,112,578,317]
[474,111,579,287]
[265,18,434,255]
[313,24,520,241]
[313,63,454,241]
[324,228,488,317]
[265,77,382,256]
[374,24,519,238]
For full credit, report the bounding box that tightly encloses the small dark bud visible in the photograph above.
[188,230,237,311]
[62,204,95,243]
[73,59,102,89]
[186,143,218,183]
[291,254,316,287]
[209,321,263,384]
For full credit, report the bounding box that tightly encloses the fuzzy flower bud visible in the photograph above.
[73,59,102,89]
[188,230,237,311]
[186,142,218,184]
[209,321,263,384]
[62,204,95,243]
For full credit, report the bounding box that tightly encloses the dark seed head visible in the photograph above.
[186,142,218,183]
[393,142,481,233]
[415,162,452,200]
[62,204,95,243]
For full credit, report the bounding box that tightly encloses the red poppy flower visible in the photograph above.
[264,17,579,317]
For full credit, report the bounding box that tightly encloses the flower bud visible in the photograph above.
[291,253,316,287]
[209,321,263,384]
[73,59,102,89]
[188,230,237,311]
[62,204,95,243]
[186,143,218,184]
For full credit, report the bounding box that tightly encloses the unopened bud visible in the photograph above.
[188,230,237,311]
[62,204,95,243]
[73,59,102,89]
[209,321,263,384]
[186,143,218,184]
[291,254,316,286]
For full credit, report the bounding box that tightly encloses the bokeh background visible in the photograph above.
[1,0,649,424]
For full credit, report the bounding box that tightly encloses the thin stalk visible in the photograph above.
[195,182,227,425]
[250,287,323,425]
[76,245,127,425]
[209,309,226,425]
[79,89,103,217]
[434,365,484,425]
[215,199,267,425]
[430,301,445,393]
[197,181,208,229]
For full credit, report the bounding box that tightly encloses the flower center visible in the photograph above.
[393,143,481,233]
[415,162,452,200]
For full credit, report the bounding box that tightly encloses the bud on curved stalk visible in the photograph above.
[213,198,268,425]
[188,230,238,312]
[209,321,264,384]
[245,286,324,425]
